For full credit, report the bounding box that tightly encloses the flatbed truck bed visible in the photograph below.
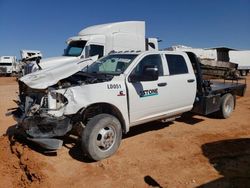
[187,51,246,116]
[210,81,246,95]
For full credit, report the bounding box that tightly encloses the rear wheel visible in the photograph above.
[81,114,122,161]
[219,93,235,119]
[240,70,247,76]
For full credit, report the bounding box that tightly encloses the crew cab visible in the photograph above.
[11,51,246,161]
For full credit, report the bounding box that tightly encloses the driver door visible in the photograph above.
[126,54,168,125]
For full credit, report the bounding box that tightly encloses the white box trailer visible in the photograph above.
[229,50,250,76]
[38,21,158,71]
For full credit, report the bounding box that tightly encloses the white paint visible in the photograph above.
[0,56,18,74]
[168,45,217,60]
[20,50,42,60]
[24,51,196,133]
[20,55,98,89]
[229,50,250,70]
[38,21,158,71]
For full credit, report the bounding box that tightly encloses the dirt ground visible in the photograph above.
[0,76,250,188]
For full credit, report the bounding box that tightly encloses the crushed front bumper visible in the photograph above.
[11,108,72,150]
[13,108,72,138]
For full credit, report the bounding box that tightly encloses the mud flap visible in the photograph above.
[27,137,63,150]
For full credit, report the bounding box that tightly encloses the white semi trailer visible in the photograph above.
[36,21,158,71]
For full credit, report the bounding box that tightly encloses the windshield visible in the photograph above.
[0,63,12,66]
[64,40,87,57]
[83,54,138,75]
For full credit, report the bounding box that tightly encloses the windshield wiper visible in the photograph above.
[97,72,121,76]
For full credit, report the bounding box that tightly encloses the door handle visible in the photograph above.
[158,82,167,87]
[187,79,195,83]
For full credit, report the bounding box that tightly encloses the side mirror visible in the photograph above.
[141,66,159,81]
[129,66,159,82]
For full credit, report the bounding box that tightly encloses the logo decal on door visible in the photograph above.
[140,89,158,98]
[117,91,126,96]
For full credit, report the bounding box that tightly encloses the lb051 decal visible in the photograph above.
[140,89,158,98]
[107,84,122,89]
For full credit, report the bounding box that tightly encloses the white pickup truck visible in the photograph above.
[11,51,246,160]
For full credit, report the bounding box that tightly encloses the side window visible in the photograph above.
[89,45,104,58]
[165,55,188,75]
[132,54,163,77]
[148,42,155,49]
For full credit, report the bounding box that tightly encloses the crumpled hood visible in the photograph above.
[39,56,79,69]
[20,55,98,89]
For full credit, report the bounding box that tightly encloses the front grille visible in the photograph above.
[0,67,7,73]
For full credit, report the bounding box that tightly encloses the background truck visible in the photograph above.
[19,50,43,76]
[167,45,239,79]
[32,21,158,72]
[0,56,19,76]
[11,50,246,161]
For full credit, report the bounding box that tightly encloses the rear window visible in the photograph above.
[165,55,188,75]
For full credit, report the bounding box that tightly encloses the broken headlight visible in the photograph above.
[47,91,68,110]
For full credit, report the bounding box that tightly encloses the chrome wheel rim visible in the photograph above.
[225,97,233,114]
[96,126,116,151]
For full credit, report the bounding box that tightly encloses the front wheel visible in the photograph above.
[81,114,122,161]
[219,93,235,119]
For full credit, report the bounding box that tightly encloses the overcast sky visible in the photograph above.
[0,0,249,58]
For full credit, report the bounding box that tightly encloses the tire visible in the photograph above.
[81,114,122,161]
[219,93,235,119]
[241,70,247,76]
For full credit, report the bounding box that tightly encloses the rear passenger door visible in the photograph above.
[163,54,196,112]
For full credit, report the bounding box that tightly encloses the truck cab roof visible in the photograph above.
[108,50,191,59]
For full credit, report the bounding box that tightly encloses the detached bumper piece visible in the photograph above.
[27,137,63,150]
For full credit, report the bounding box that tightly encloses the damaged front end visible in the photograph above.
[8,56,99,150]
[10,81,72,150]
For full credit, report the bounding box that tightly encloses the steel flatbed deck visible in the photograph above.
[210,80,246,96]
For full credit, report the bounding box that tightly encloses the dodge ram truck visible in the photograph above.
[11,51,246,161]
